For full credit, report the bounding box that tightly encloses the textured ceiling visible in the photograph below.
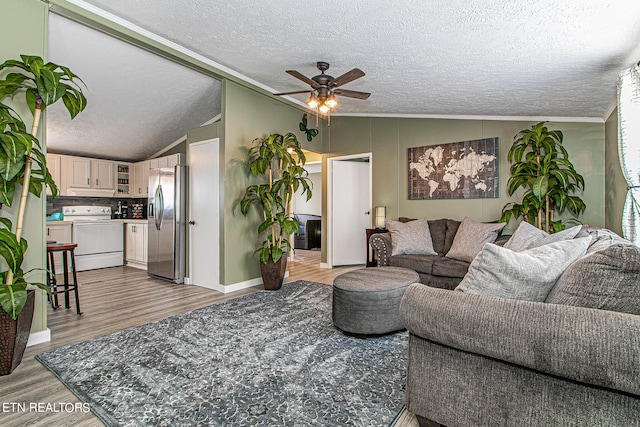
[47,14,221,162]
[48,0,640,159]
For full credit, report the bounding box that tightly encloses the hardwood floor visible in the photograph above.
[0,251,416,426]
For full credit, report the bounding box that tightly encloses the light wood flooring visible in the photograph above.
[0,250,416,426]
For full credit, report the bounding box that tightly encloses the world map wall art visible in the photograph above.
[408,137,499,200]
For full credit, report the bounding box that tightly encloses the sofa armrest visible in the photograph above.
[369,233,391,266]
[400,284,640,396]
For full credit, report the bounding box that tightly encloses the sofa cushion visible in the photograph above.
[443,219,461,254]
[575,225,630,254]
[455,237,591,301]
[545,243,640,315]
[504,221,581,251]
[431,258,470,278]
[386,218,437,256]
[390,254,440,275]
[427,219,448,255]
[445,217,505,262]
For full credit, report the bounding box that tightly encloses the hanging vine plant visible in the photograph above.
[500,121,586,232]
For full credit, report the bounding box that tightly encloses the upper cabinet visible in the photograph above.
[46,153,180,198]
[132,160,149,198]
[45,153,61,196]
[116,163,132,197]
[60,155,116,196]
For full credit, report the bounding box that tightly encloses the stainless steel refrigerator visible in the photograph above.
[147,165,186,283]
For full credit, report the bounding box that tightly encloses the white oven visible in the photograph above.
[63,206,124,271]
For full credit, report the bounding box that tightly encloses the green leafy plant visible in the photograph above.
[500,121,586,232]
[240,132,312,264]
[0,55,86,319]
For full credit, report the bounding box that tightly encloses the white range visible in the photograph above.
[62,205,124,271]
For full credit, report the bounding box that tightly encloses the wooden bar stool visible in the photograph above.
[46,242,82,315]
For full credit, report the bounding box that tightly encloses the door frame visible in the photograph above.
[326,152,372,268]
[187,138,220,290]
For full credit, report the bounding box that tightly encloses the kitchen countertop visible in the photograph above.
[123,219,147,224]
[45,220,73,225]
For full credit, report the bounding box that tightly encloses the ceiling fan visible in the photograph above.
[273,61,370,115]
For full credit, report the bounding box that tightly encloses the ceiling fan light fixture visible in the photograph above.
[307,95,319,109]
[319,104,330,114]
[325,94,337,108]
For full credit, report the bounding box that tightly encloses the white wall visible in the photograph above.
[294,171,322,216]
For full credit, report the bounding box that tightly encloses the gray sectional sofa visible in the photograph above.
[369,218,508,289]
[399,225,640,426]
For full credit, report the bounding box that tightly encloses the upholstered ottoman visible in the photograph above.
[332,266,420,336]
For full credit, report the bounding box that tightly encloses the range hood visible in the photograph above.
[65,187,116,197]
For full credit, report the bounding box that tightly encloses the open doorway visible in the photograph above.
[327,153,372,267]
[290,150,322,262]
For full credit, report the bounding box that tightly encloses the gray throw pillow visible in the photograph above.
[445,217,505,262]
[504,222,582,252]
[386,218,437,256]
[455,236,592,302]
[545,243,640,315]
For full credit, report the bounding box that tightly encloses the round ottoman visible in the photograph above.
[332,266,420,336]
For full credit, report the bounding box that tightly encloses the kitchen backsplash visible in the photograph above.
[47,196,147,219]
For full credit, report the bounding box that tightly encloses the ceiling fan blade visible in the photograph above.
[273,90,312,96]
[334,89,371,100]
[329,68,365,87]
[286,70,320,89]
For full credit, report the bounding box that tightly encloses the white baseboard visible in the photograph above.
[195,271,290,294]
[320,263,331,269]
[27,329,51,347]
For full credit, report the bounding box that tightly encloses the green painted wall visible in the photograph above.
[0,0,49,334]
[604,109,627,236]
[323,118,605,254]
[222,81,317,285]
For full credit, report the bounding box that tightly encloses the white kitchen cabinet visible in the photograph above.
[92,159,114,189]
[116,163,132,196]
[45,153,61,196]
[132,160,149,197]
[65,156,91,188]
[148,154,183,170]
[46,222,72,271]
[60,155,115,195]
[125,222,148,269]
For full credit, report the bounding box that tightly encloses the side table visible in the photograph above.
[366,228,388,267]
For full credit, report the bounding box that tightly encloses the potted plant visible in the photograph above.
[240,132,312,290]
[0,55,86,375]
[500,121,586,232]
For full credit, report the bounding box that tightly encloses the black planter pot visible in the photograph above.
[260,255,287,290]
[0,289,35,376]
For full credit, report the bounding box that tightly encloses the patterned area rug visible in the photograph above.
[36,281,407,426]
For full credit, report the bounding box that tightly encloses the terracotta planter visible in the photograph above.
[260,255,287,290]
[0,289,35,375]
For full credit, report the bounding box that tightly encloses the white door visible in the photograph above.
[330,156,371,266]
[188,139,220,290]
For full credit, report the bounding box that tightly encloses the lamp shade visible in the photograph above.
[374,206,386,228]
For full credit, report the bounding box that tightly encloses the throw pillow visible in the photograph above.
[455,236,591,302]
[504,222,582,252]
[445,217,505,262]
[545,243,640,315]
[385,218,437,256]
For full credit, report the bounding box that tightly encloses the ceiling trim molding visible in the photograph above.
[331,112,604,123]
[150,114,222,159]
[602,98,617,122]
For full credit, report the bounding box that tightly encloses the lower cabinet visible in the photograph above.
[125,222,148,269]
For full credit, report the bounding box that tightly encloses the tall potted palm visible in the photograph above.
[0,55,86,375]
[240,132,312,290]
[500,122,586,232]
